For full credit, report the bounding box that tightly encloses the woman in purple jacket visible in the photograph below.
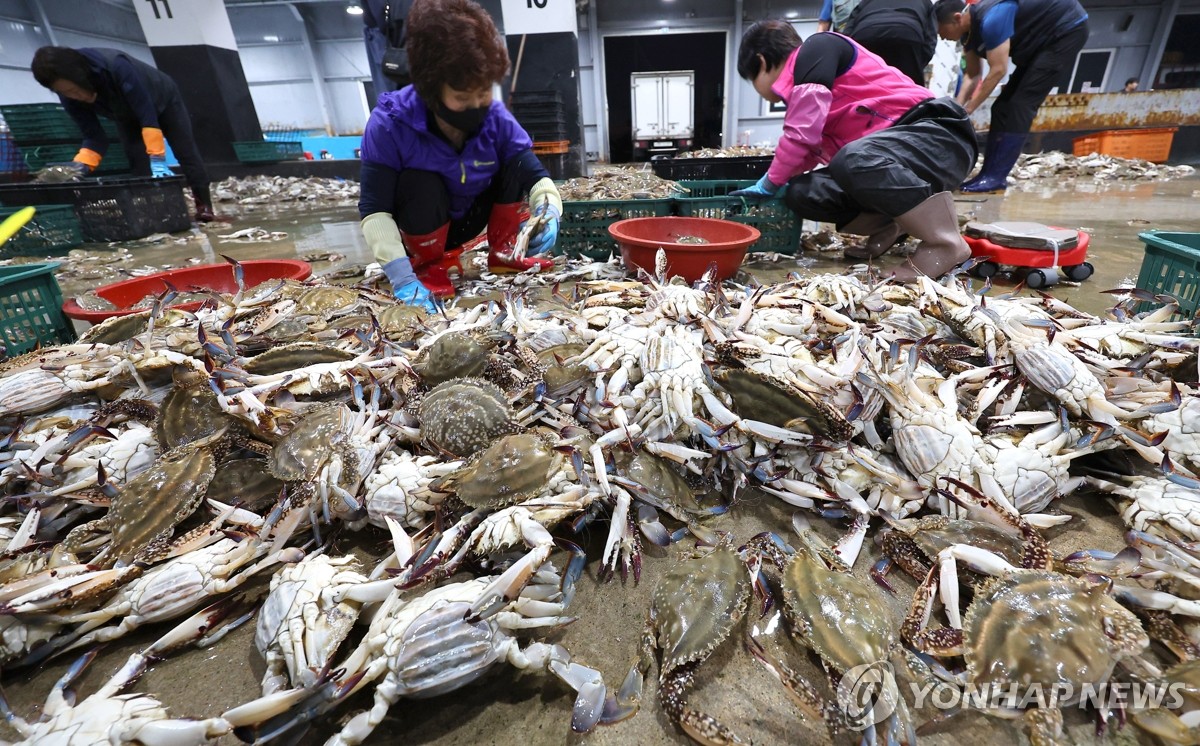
[734,21,976,279]
[358,0,562,311]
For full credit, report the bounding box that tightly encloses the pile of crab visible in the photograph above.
[0,250,1199,745]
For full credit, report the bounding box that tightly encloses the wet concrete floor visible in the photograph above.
[3,175,1198,746]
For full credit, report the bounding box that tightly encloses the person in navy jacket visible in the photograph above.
[31,46,214,222]
[358,0,562,310]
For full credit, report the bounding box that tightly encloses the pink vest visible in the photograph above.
[767,34,932,185]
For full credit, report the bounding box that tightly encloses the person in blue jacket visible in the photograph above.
[934,0,1089,192]
[30,46,214,221]
[357,0,562,311]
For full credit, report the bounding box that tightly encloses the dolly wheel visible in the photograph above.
[1064,262,1094,282]
[971,261,999,279]
[1026,269,1056,289]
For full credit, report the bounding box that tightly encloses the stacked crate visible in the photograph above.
[0,104,129,175]
[511,92,570,180]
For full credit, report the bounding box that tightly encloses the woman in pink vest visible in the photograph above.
[732,21,976,279]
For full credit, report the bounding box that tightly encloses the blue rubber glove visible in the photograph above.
[729,173,785,201]
[149,155,174,178]
[382,256,438,313]
[524,203,560,256]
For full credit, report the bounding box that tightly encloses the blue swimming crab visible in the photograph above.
[743,517,916,745]
[901,489,1150,745]
[417,377,518,457]
[605,537,752,745]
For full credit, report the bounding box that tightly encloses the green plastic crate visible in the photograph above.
[557,197,674,261]
[233,140,304,164]
[1135,231,1200,319]
[0,263,76,357]
[0,103,119,145]
[21,143,131,174]
[673,180,802,255]
[0,205,83,258]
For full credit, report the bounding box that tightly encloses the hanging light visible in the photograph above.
[346,2,364,15]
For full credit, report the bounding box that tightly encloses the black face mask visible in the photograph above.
[436,100,488,134]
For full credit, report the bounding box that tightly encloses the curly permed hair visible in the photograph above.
[407,0,510,104]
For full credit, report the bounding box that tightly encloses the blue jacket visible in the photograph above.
[360,86,532,220]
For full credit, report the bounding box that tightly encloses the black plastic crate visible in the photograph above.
[0,176,190,242]
[651,155,773,181]
[512,102,565,118]
[517,111,567,127]
[525,125,570,140]
[511,91,563,105]
[0,103,119,145]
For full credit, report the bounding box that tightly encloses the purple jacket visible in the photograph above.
[360,86,532,220]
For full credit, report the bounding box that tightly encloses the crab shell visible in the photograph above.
[418,378,514,457]
[270,404,352,481]
[294,285,361,315]
[649,546,750,678]
[156,382,232,450]
[243,343,356,376]
[76,312,151,346]
[782,547,895,673]
[418,332,491,387]
[104,440,217,566]
[206,458,284,513]
[537,343,589,398]
[613,449,701,511]
[963,571,1149,692]
[374,304,429,342]
[714,367,853,442]
[439,432,563,509]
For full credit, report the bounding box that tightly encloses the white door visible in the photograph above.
[661,73,695,138]
[632,76,663,139]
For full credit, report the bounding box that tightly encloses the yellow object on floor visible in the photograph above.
[0,206,35,247]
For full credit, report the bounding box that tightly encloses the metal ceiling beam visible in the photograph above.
[286,3,335,135]
[29,0,59,45]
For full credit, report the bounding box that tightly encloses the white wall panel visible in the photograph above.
[315,39,369,79]
[325,81,369,135]
[248,81,325,130]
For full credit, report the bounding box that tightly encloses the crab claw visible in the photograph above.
[546,652,606,733]
[228,669,357,742]
[1063,547,1142,577]
[871,558,896,594]
[600,663,644,724]
[636,504,674,547]
[556,538,587,608]
[1162,456,1200,489]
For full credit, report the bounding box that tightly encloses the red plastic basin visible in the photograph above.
[62,259,312,324]
[608,216,760,284]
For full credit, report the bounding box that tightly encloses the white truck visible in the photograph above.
[631,70,695,160]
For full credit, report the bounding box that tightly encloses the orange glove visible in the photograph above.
[141,127,166,157]
[72,148,102,169]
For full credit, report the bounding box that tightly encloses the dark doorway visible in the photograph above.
[1155,14,1200,89]
[604,32,725,163]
